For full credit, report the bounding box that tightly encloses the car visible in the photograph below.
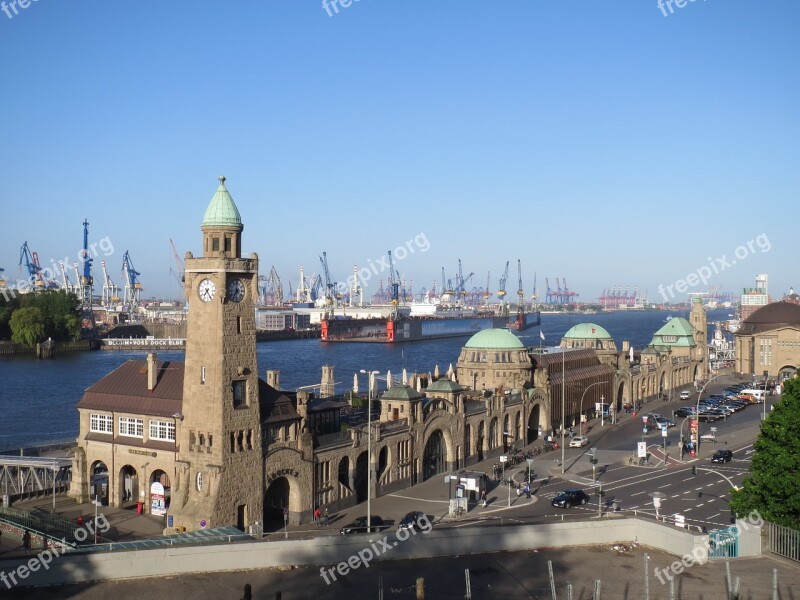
[569,435,589,448]
[398,511,427,531]
[711,449,733,463]
[340,515,384,534]
[673,407,695,418]
[679,391,692,400]
[654,416,675,428]
[551,489,590,508]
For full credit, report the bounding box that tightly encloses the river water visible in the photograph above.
[0,309,730,449]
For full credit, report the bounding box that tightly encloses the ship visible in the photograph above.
[506,307,542,331]
[321,302,511,343]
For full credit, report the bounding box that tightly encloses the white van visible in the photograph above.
[739,389,766,402]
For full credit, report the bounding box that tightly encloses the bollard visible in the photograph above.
[241,584,251,600]
[416,577,425,599]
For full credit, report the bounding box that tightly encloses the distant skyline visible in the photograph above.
[1,1,797,302]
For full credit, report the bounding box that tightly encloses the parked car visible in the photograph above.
[551,489,590,508]
[340,515,384,534]
[711,450,733,463]
[569,435,589,448]
[398,511,427,531]
[673,407,695,418]
[679,391,692,400]
[654,416,675,428]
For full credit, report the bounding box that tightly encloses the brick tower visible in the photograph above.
[690,296,708,380]
[169,177,263,532]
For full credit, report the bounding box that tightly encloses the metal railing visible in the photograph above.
[768,521,800,562]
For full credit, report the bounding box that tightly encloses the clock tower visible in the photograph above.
[169,176,263,532]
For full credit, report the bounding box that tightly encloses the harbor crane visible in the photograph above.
[58,262,73,294]
[296,266,312,303]
[19,241,45,288]
[348,265,363,307]
[100,260,120,306]
[79,219,94,308]
[531,272,538,308]
[497,261,510,316]
[517,259,525,311]
[319,252,339,317]
[265,266,284,306]
[169,239,186,298]
[387,251,400,317]
[122,250,143,311]
[309,274,322,302]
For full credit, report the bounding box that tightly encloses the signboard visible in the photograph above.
[661,426,668,438]
[200,519,207,529]
[689,418,698,444]
[150,482,166,516]
[283,508,288,521]
[637,442,647,458]
[461,477,478,492]
[642,415,649,423]
[499,455,508,463]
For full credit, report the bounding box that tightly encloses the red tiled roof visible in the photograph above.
[77,359,184,418]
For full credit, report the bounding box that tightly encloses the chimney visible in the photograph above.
[266,370,280,390]
[147,352,157,391]
[321,365,335,398]
[622,340,631,353]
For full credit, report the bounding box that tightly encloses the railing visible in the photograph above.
[768,521,800,562]
[315,431,351,449]
[0,505,112,546]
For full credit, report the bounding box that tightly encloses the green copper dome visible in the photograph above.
[464,329,524,349]
[563,323,612,340]
[202,176,242,228]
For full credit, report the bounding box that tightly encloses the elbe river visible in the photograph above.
[0,309,730,450]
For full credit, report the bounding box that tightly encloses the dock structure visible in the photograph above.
[0,456,72,503]
[101,337,185,350]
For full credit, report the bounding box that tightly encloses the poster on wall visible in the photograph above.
[150,481,166,516]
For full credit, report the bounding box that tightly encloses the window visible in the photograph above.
[232,380,247,408]
[149,420,176,442]
[118,417,143,438]
[90,414,113,434]
[196,471,203,492]
[224,236,231,253]
[201,366,206,384]
[237,316,242,334]
[211,237,220,252]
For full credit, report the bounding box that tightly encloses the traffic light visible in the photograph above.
[692,466,697,475]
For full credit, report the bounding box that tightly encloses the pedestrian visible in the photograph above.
[480,489,487,507]
[22,529,31,555]
[322,507,329,526]
[524,483,531,498]
[314,507,321,525]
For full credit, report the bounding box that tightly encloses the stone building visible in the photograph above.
[735,301,800,379]
[70,178,709,534]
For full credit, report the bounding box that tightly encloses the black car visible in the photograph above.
[340,515,384,534]
[398,511,427,531]
[711,450,733,463]
[674,407,695,418]
[551,489,590,508]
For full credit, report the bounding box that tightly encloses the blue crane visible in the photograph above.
[18,241,44,288]
[319,252,339,316]
[79,219,94,307]
[122,250,143,308]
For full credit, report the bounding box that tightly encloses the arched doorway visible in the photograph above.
[489,417,498,450]
[377,446,389,485]
[527,404,541,444]
[464,423,472,460]
[90,461,109,506]
[779,365,796,380]
[150,470,171,514]
[355,451,368,502]
[616,381,625,412]
[515,412,521,445]
[264,477,290,532]
[338,456,350,491]
[423,430,446,481]
[477,421,485,461]
[119,465,138,505]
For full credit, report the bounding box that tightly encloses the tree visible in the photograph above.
[730,378,800,529]
[9,307,46,347]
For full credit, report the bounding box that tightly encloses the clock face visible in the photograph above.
[198,279,216,302]
[228,278,245,303]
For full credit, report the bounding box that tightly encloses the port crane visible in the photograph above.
[100,260,120,306]
[78,219,94,308]
[19,241,45,288]
[122,250,143,311]
[169,239,186,298]
[309,274,322,302]
[319,252,339,317]
[264,266,284,306]
[516,259,525,313]
[348,265,363,307]
[387,251,401,317]
[296,266,312,303]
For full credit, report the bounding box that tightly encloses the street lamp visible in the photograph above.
[360,368,380,533]
[694,373,725,459]
[762,370,769,422]
[526,456,533,486]
[561,350,566,474]
[600,394,605,427]
[579,381,608,436]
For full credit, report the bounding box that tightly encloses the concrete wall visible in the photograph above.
[0,517,710,588]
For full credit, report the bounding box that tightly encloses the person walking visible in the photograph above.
[22,529,31,555]
[322,507,329,526]
[480,489,487,507]
[314,507,321,525]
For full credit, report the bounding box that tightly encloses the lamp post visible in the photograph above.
[579,381,608,436]
[694,373,725,458]
[526,456,533,486]
[763,370,769,421]
[360,369,379,533]
[561,350,566,474]
[600,394,605,427]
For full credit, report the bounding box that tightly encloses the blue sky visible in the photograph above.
[1,1,797,304]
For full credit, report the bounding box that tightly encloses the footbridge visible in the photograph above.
[0,456,72,503]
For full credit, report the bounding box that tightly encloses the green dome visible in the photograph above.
[464,328,524,349]
[426,379,464,393]
[202,176,242,228]
[381,384,424,401]
[563,323,612,340]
